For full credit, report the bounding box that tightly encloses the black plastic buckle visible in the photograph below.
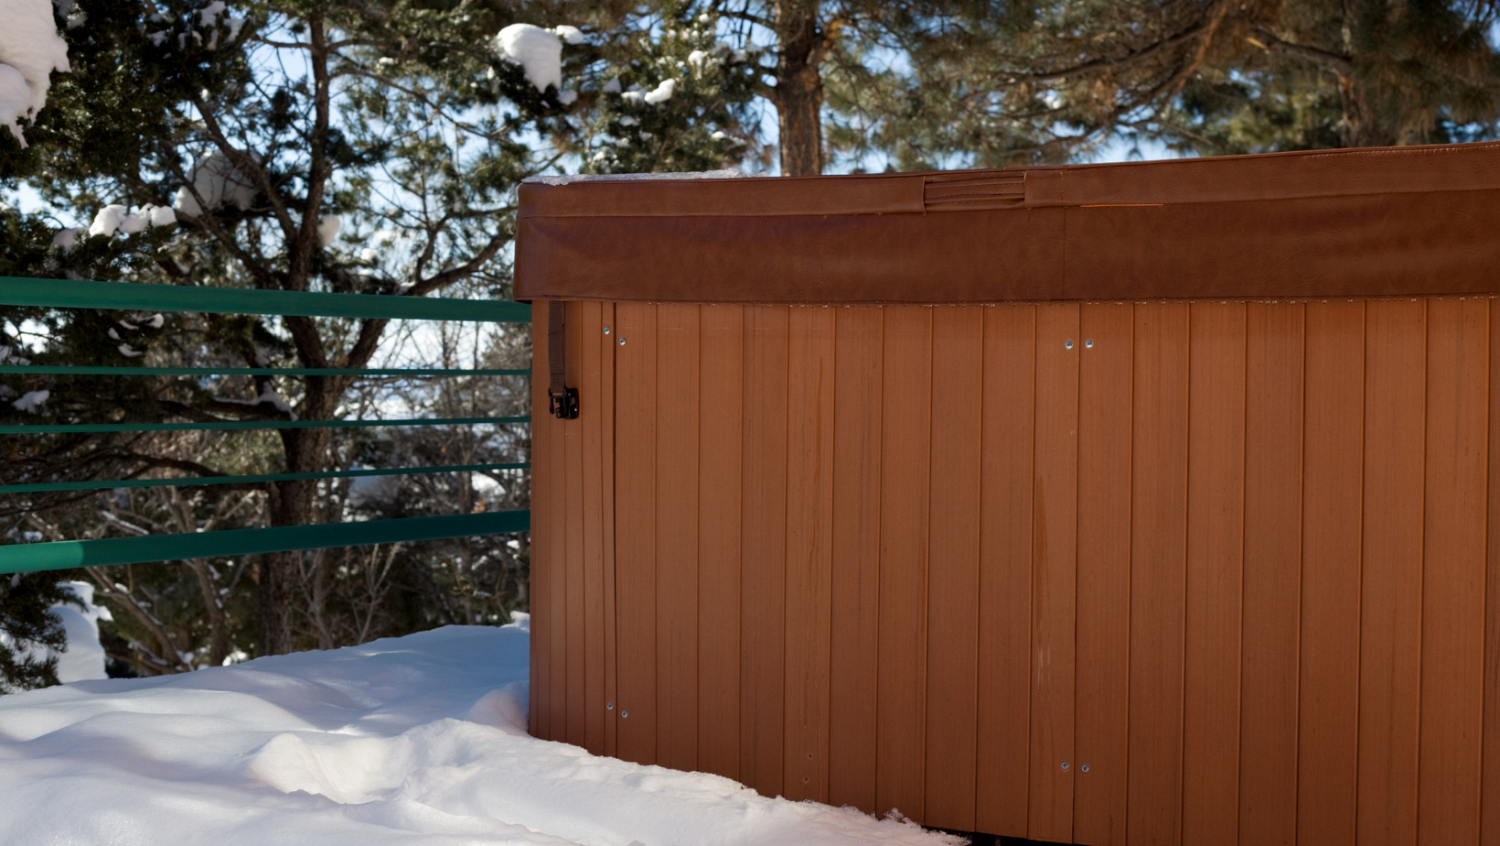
[549,387,580,420]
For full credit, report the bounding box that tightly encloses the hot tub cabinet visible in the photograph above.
[517,143,1500,846]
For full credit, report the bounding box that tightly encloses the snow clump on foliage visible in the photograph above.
[88,204,176,237]
[0,0,70,146]
[495,23,563,92]
[173,151,257,216]
[12,389,48,412]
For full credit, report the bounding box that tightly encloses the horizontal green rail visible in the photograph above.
[0,461,530,495]
[0,510,531,574]
[0,277,531,323]
[0,415,527,435]
[0,365,530,377]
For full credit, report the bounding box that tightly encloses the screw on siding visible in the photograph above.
[621,711,629,718]
[1061,761,1070,770]
[604,327,611,334]
[606,702,614,710]
[1080,764,1090,773]
[618,338,627,346]
[1065,340,1074,349]
[1085,339,1094,349]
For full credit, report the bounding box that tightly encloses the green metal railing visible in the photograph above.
[0,277,532,575]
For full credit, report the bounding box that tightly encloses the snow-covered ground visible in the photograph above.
[0,622,960,845]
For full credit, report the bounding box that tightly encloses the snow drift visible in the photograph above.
[0,623,960,846]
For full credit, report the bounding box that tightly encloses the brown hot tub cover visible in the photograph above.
[515,141,1500,304]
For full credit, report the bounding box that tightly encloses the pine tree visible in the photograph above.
[0,573,80,693]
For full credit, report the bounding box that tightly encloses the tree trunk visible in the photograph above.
[774,1,826,176]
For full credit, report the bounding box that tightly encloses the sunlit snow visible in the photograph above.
[0,0,70,146]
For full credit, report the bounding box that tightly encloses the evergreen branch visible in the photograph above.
[1026,16,1222,83]
[1249,29,1353,75]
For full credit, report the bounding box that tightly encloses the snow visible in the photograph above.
[524,169,747,186]
[0,625,959,846]
[11,388,48,412]
[87,204,174,237]
[495,24,562,93]
[50,226,79,252]
[556,88,576,106]
[550,25,583,45]
[602,77,621,94]
[48,581,110,683]
[643,79,676,104]
[173,151,257,216]
[318,214,342,246]
[0,0,69,146]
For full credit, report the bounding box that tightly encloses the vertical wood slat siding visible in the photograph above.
[565,300,588,747]
[876,306,933,821]
[656,304,700,772]
[1240,302,1304,846]
[829,307,883,811]
[923,307,984,832]
[1129,302,1190,846]
[528,296,1500,846]
[1299,300,1365,846]
[1073,303,1133,846]
[1418,297,1489,846]
[1181,301,1246,846]
[614,301,657,765]
[742,306,789,798]
[698,305,744,782]
[784,307,836,802]
[530,302,551,740]
[1029,303,1080,844]
[976,305,1036,838]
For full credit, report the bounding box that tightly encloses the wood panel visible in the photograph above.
[614,301,657,764]
[829,306,884,813]
[579,300,609,756]
[1418,297,1488,846]
[530,301,552,740]
[601,302,618,759]
[1074,303,1132,846]
[1029,302,1079,844]
[698,305,744,781]
[565,300,587,747]
[1359,297,1426,846]
[924,307,984,831]
[976,305,1036,838]
[1239,302,1304,846]
[1181,301,1245,846]
[784,307,836,802]
[877,305,933,820]
[656,303,700,771]
[1127,301,1189,846]
[1298,299,1365,846]
[741,305,789,797]
[1487,299,1500,846]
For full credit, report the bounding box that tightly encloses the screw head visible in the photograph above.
[618,338,627,346]
[1065,340,1074,350]
[1080,764,1090,773]
[606,702,614,710]
[621,710,629,718]
[604,326,611,334]
[1061,761,1070,770]
[1085,339,1094,349]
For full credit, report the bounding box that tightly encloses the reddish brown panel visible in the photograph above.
[784,307,836,803]
[1180,300,1247,845]
[741,305,789,797]
[601,302,619,759]
[579,301,609,756]
[923,307,984,831]
[1419,297,1489,846]
[1179,302,1246,846]
[1486,299,1500,846]
[1073,303,1134,846]
[530,302,552,740]
[1127,301,1189,846]
[1298,299,1366,846]
[548,302,570,740]
[829,306,884,813]
[1239,301,1304,846]
[1029,302,1079,844]
[565,301,588,747]
[655,304,701,772]
[698,305,744,782]
[1358,297,1426,846]
[876,305,933,821]
[614,301,658,764]
[976,305,1037,838]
